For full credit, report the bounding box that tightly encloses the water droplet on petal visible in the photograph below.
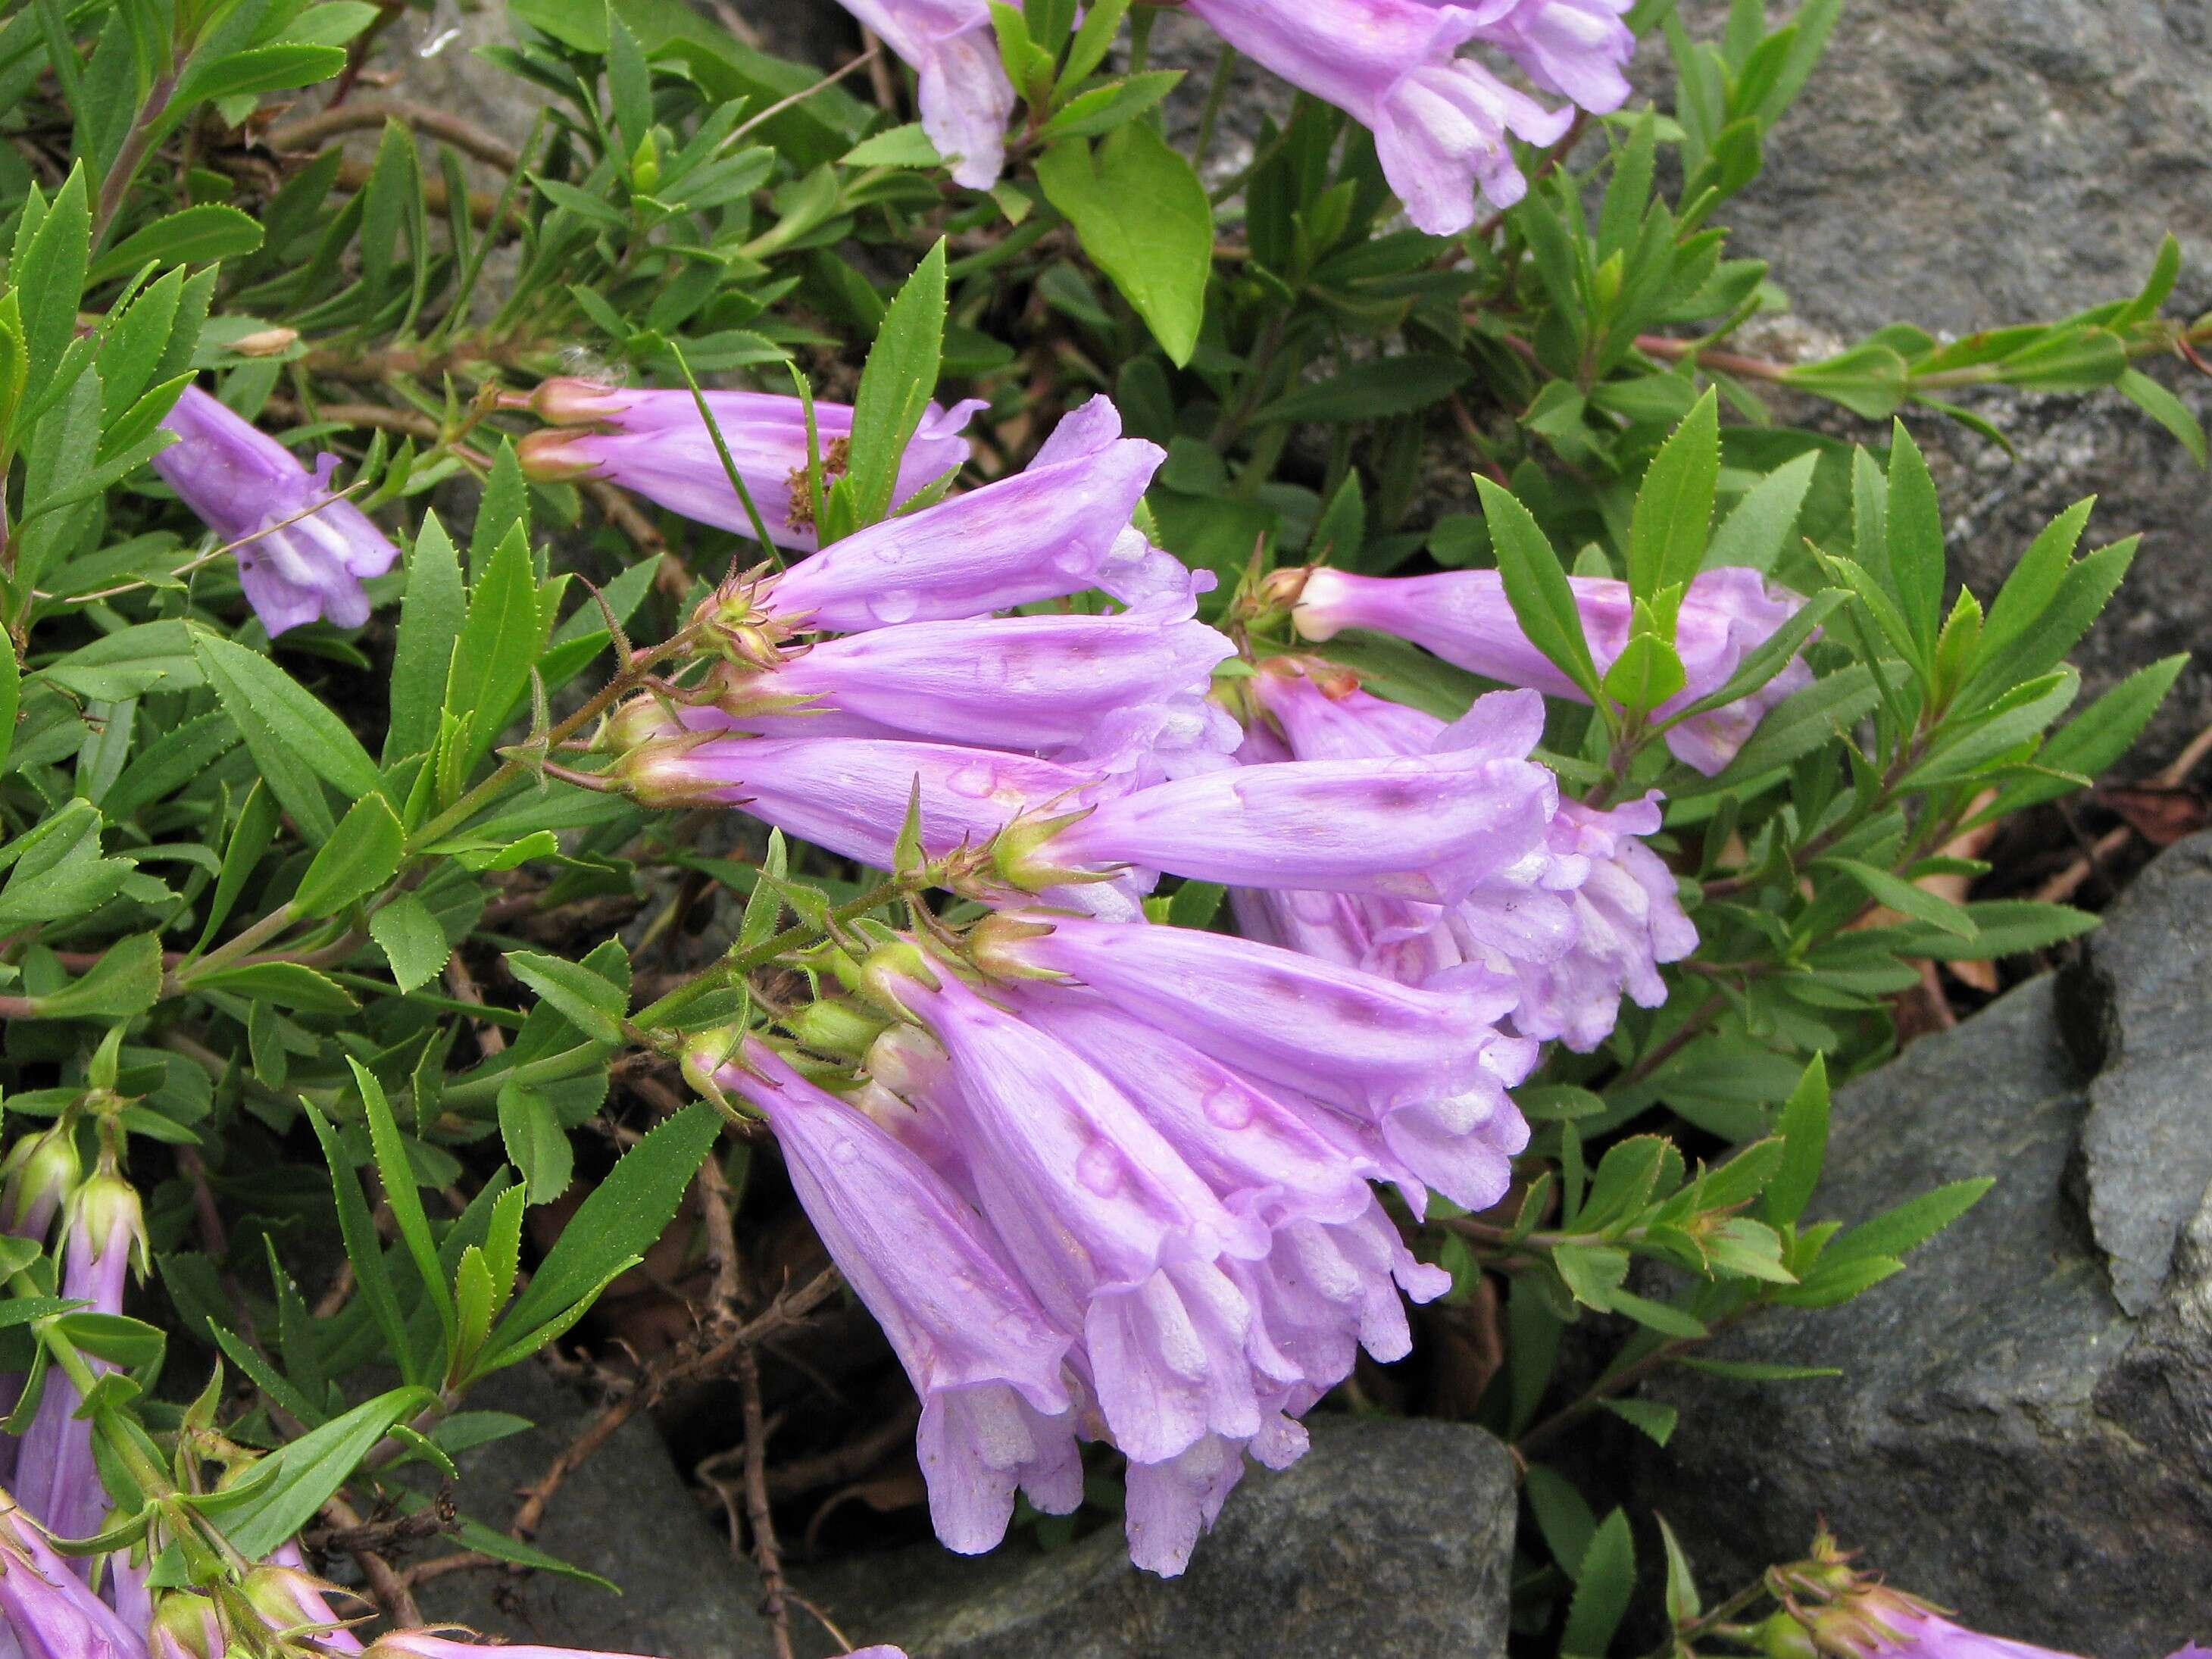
[1076,1142,1124,1196]
[1201,1085,1254,1131]
[868,589,920,624]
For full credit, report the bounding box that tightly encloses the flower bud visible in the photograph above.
[239,1562,364,1648]
[686,582,787,670]
[789,998,891,1062]
[679,1028,745,1103]
[1,1126,80,1242]
[988,807,1111,894]
[1759,1611,1820,1659]
[65,1170,148,1283]
[149,1589,222,1659]
[858,940,941,1018]
[514,427,607,483]
[230,326,301,358]
[523,376,636,426]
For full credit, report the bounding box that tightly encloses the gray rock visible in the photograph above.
[1662,2,2212,339]
[1638,831,2212,1659]
[417,1361,780,1659]
[796,1418,1517,1659]
[1650,3,2212,767]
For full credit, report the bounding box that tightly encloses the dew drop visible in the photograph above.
[868,589,920,624]
[1076,1142,1125,1196]
[1201,1084,1254,1131]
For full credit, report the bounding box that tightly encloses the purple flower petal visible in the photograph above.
[153,389,397,637]
[1292,564,1812,776]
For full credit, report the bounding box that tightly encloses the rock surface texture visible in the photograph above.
[420,1361,780,1659]
[1639,831,2212,1659]
[1657,1,2212,764]
[796,1418,1517,1659]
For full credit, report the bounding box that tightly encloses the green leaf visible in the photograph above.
[305,1109,421,1384]
[490,1104,718,1344]
[0,642,17,775]
[1824,1177,1992,1267]
[1523,1461,1595,1574]
[1885,900,2098,961]
[171,44,348,114]
[2117,369,2207,469]
[503,950,627,1044]
[1764,1056,1829,1228]
[370,894,454,995]
[292,795,405,919]
[842,124,942,168]
[1628,389,1718,604]
[497,1085,574,1206]
[1679,1358,1842,1382]
[191,633,380,843]
[353,1058,455,1346]
[1657,1514,1702,1626]
[1601,1398,1677,1446]
[1780,340,1909,419]
[2010,653,2188,808]
[1473,476,1601,702]
[1037,70,1181,142]
[1602,630,1688,714]
[1999,326,2127,392]
[1704,664,1879,783]
[1818,856,1977,939]
[606,5,654,157]
[87,205,262,286]
[1706,451,1819,574]
[1885,421,1945,655]
[1255,356,1472,427]
[213,1386,434,1561]
[440,525,546,799]
[386,512,466,764]
[1561,1509,1636,1657]
[844,240,947,528]
[31,933,163,1020]
[189,961,358,1014]
[1035,121,1212,367]
[15,165,89,387]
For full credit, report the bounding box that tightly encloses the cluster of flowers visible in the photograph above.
[835,0,1636,232]
[501,379,1804,1569]
[143,360,1811,1573]
[0,1117,904,1659]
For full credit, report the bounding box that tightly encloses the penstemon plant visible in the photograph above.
[0,1,2204,1657]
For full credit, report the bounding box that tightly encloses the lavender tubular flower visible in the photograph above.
[1292,564,1813,775]
[18,1176,142,1551]
[1008,989,1377,1233]
[152,387,398,637]
[619,733,1109,869]
[517,386,981,552]
[0,1131,78,1246]
[1248,661,1694,1046]
[1014,986,1451,1388]
[977,912,1518,1118]
[703,603,1239,772]
[0,1501,138,1659]
[1465,0,1635,112]
[1182,0,1573,233]
[762,398,1192,630]
[830,1,1013,188]
[974,913,1535,1211]
[876,968,1286,1464]
[1035,689,1559,903]
[711,1042,1080,1553]
[1477,794,1698,1050]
